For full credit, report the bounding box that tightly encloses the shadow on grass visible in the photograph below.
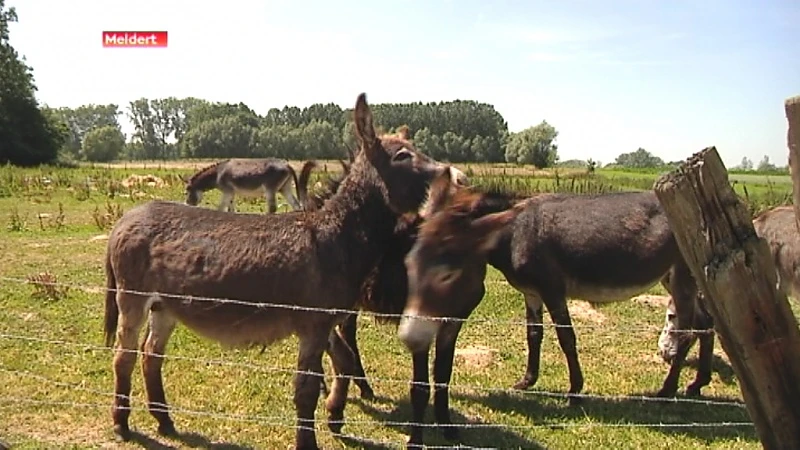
[127,430,256,449]
[348,396,548,449]
[448,388,756,445]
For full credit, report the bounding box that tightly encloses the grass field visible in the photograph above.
[0,161,793,449]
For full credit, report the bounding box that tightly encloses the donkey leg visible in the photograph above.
[432,321,463,442]
[657,264,698,397]
[338,313,375,400]
[408,349,430,449]
[280,181,302,211]
[513,294,545,390]
[324,327,357,434]
[112,293,150,441]
[687,309,715,396]
[265,190,278,214]
[218,191,233,212]
[547,299,584,405]
[141,303,178,436]
[294,331,328,450]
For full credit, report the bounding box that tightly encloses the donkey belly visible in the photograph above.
[232,185,268,198]
[564,277,662,304]
[159,298,297,349]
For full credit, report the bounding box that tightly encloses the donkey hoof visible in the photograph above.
[685,384,703,397]
[441,425,461,442]
[113,424,131,442]
[567,394,583,406]
[360,387,376,401]
[655,388,676,398]
[327,411,345,434]
[512,377,533,390]
[157,421,177,437]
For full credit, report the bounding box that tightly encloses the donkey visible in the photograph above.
[103,93,458,450]
[397,171,714,446]
[181,158,304,213]
[658,204,800,363]
[299,139,469,407]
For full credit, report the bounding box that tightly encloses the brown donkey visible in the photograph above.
[397,172,713,446]
[658,204,800,364]
[182,157,304,213]
[103,93,454,450]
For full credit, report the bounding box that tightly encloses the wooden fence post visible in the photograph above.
[653,146,800,450]
[786,95,800,231]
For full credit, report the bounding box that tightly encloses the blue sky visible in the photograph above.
[7,0,799,167]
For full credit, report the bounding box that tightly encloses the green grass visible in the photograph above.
[0,162,788,449]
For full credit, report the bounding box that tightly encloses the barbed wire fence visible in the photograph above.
[0,275,755,448]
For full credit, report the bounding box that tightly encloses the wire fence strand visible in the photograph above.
[0,275,713,334]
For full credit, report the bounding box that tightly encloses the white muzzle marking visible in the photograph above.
[398,308,441,352]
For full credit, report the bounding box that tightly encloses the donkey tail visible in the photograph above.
[296,160,317,209]
[103,254,118,348]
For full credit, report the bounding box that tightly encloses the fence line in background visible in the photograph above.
[0,333,746,410]
[0,276,711,334]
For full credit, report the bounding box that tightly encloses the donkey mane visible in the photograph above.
[187,159,228,185]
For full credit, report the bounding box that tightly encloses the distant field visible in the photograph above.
[0,161,791,449]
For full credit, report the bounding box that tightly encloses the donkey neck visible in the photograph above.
[315,155,401,290]
[189,164,222,192]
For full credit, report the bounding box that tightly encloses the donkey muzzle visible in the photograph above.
[398,309,440,353]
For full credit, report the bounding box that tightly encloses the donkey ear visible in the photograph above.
[179,173,189,183]
[471,208,519,253]
[354,94,376,147]
[396,125,410,140]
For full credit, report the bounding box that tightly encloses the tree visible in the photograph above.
[614,147,665,168]
[0,0,66,166]
[82,125,125,162]
[757,155,777,172]
[180,115,258,158]
[738,156,754,171]
[505,121,559,168]
[54,104,122,158]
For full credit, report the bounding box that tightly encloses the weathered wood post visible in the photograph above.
[653,146,800,450]
[786,96,800,230]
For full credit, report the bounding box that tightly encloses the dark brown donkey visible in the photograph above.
[658,204,800,363]
[103,93,455,450]
[397,172,714,446]
[182,157,304,213]
[299,136,469,407]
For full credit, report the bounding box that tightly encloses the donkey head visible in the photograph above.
[397,170,524,352]
[353,94,466,215]
[184,184,202,206]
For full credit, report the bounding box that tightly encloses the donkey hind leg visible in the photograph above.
[432,321,464,442]
[140,302,178,436]
[545,296,585,405]
[324,327,357,434]
[294,330,329,450]
[513,293,546,390]
[219,190,235,212]
[265,189,278,214]
[657,263,703,397]
[112,292,152,441]
[280,179,302,211]
[338,313,375,400]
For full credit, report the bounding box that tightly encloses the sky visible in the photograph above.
[6,0,799,167]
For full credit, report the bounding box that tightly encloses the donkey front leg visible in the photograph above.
[432,321,463,442]
[294,332,328,450]
[408,349,430,449]
[280,181,303,211]
[141,303,178,436]
[219,191,235,212]
[112,293,151,441]
[686,308,715,397]
[546,299,584,405]
[513,294,545,390]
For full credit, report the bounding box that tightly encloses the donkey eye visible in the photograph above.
[437,269,460,285]
[393,150,413,162]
